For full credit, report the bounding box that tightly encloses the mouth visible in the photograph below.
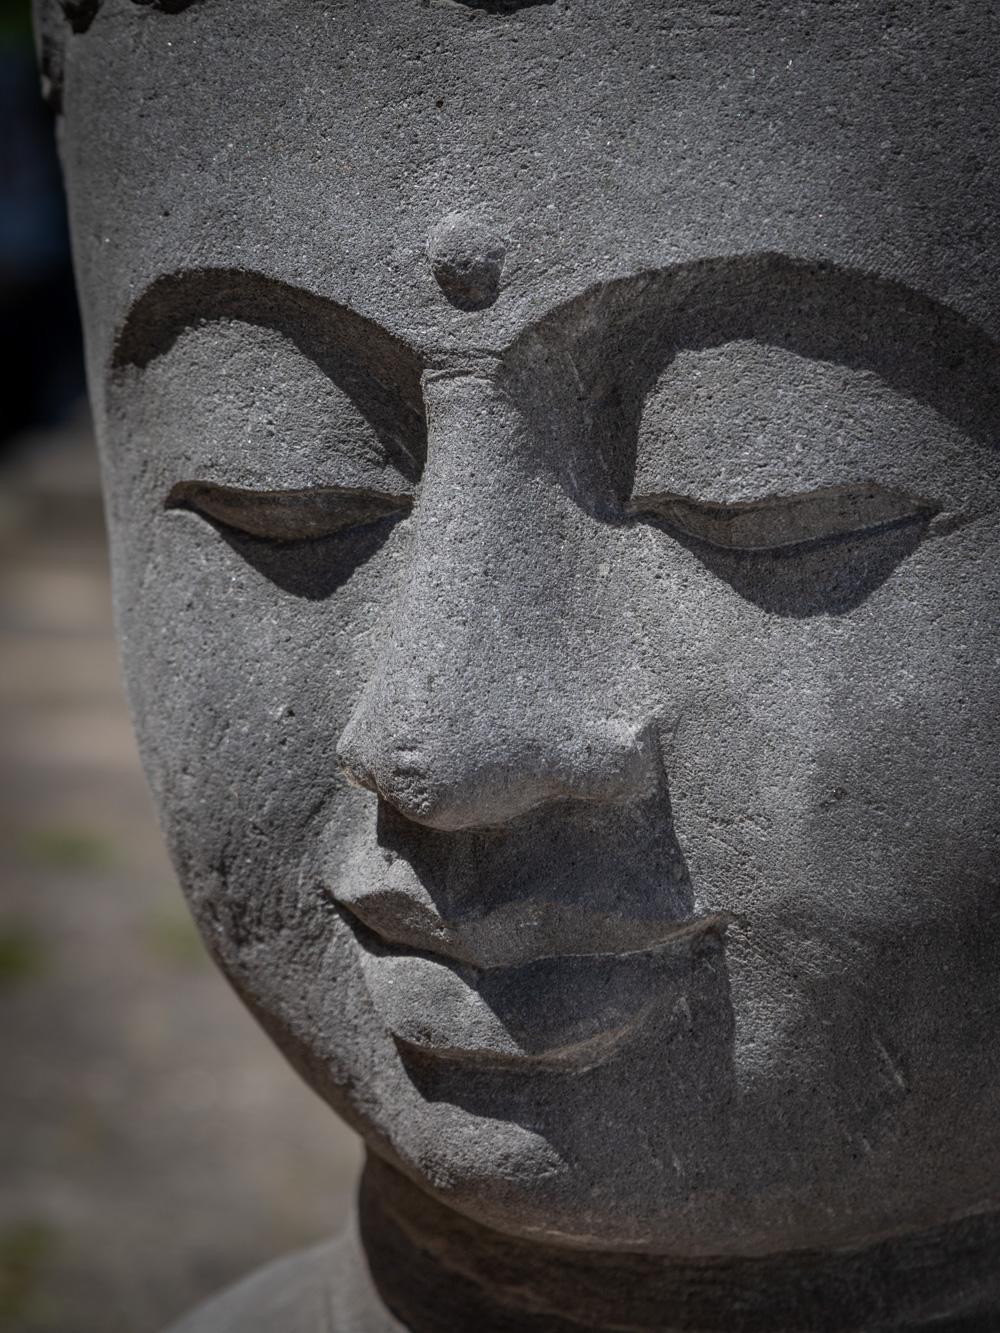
[336,901,731,1072]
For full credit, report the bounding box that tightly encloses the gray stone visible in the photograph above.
[36,0,1000,1327]
[426,211,506,310]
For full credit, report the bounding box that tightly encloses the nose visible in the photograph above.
[336,370,656,831]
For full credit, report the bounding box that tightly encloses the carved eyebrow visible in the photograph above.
[113,267,420,378]
[113,267,428,480]
[630,483,940,551]
[505,253,1000,457]
[166,480,412,542]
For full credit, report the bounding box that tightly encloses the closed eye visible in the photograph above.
[166,480,413,542]
[629,483,940,551]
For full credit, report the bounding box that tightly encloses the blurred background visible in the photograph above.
[0,2,363,1329]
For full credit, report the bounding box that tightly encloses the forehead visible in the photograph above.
[60,0,1000,368]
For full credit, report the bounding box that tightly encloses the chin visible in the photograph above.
[300,951,998,1259]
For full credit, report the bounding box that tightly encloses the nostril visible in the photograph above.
[358,765,455,830]
[336,727,442,825]
[338,736,504,832]
[373,756,435,821]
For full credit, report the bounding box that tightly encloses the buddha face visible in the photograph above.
[47,0,1000,1255]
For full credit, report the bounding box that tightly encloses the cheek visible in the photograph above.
[107,500,420,1132]
[827,540,998,921]
[638,526,1000,1165]
[657,526,1000,1044]
[656,526,1000,904]
[115,510,408,951]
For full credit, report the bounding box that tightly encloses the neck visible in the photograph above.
[357,1153,1000,1332]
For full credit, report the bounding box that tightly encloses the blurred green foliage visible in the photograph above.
[0,0,32,46]
[0,921,46,988]
[16,826,114,871]
[0,1221,55,1328]
[144,907,208,970]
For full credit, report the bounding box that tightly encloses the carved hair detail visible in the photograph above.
[59,0,100,34]
[35,0,202,113]
[60,0,199,32]
[63,0,198,28]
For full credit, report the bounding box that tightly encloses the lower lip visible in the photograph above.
[349,913,729,1072]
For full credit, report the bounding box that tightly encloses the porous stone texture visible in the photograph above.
[37,0,1000,1327]
[426,211,506,310]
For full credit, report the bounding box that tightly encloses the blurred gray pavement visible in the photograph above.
[0,419,362,1333]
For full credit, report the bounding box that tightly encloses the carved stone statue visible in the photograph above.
[36,0,1000,1327]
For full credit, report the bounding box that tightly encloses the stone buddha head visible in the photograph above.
[38,0,1000,1284]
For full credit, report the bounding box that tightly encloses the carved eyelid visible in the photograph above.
[629,484,941,551]
[166,480,412,542]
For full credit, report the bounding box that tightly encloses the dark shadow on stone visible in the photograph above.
[58,0,201,33]
[439,0,555,13]
[659,513,932,619]
[360,1153,1000,1333]
[210,514,404,601]
[372,788,695,965]
[60,0,101,33]
[132,0,202,10]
